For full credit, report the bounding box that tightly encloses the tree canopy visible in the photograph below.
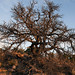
[0,0,75,56]
[0,1,75,75]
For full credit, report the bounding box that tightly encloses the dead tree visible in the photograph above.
[0,1,75,56]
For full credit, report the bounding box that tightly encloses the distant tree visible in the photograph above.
[0,0,75,56]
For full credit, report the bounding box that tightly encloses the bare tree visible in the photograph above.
[0,0,75,56]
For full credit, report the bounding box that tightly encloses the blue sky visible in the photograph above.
[0,0,75,28]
